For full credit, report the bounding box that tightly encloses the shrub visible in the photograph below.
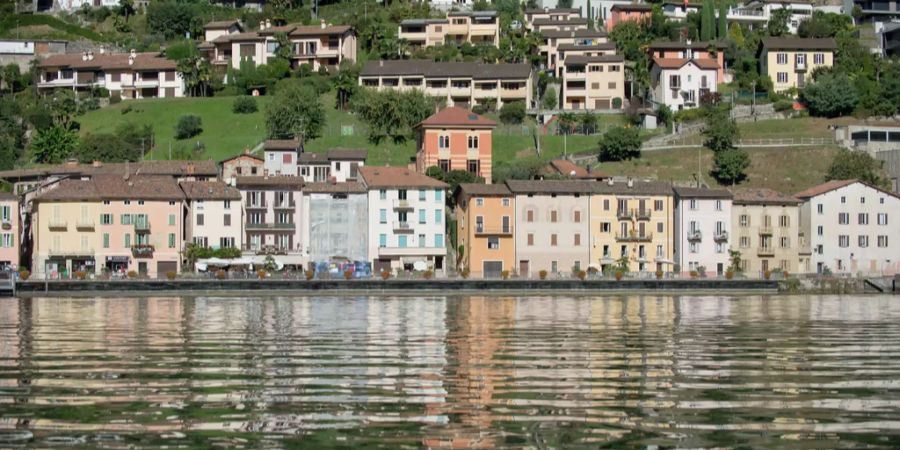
[773,99,794,112]
[166,271,177,280]
[257,269,267,279]
[587,267,599,276]
[598,126,641,161]
[655,270,663,280]
[725,270,734,280]
[539,270,548,280]
[501,270,510,280]
[577,270,586,281]
[460,268,470,279]
[175,115,202,139]
[127,270,138,279]
[423,270,433,280]
[344,269,353,280]
[109,93,122,104]
[614,271,624,281]
[612,97,622,109]
[499,101,525,124]
[380,270,391,280]
[18,270,30,281]
[305,270,315,280]
[764,270,772,280]
[74,270,86,280]
[215,269,226,280]
[232,96,258,114]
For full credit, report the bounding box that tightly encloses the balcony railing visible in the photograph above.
[615,232,653,242]
[273,201,296,209]
[393,199,414,210]
[76,219,95,230]
[616,209,633,220]
[635,209,651,220]
[393,221,413,233]
[687,230,702,241]
[714,231,729,241]
[795,60,807,71]
[134,221,150,232]
[245,222,295,230]
[757,246,774,256]
[48,219,67,230]
[475,225,513,236]
[759,226,773,235]
[131,244,154,258]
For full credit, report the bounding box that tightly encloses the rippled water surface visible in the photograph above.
[2,295,900,448]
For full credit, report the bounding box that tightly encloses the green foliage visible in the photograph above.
[712,148,750,184]
[557,0,573,8]
[472,98,496,114]
[703,107,739,152]
[499,101,526,124]
[175,115,202,140]
[333,60,359,111]
[232,96,258,114]
[266,84,325,141]
[717,2,728,38]
[77,133,141,163]
[541,86,557,110]
[164,39,198,62]
[728,250,743,274]
[492,157,547,183]
[0,98,25,170]
[773,99,794,112]
[31,125,78,164]
[825,148,886,187]
[598,126,641,161]
[801,72,858,118]
[177,55,213,97]
[728,22,745,47]
[46,89,78,130]
[700,0,715,41]
[351,88,433,144]
[797,11,852,38]
[767,8,791,37]
[427,168,482,197]
[580,112,598,134]
[146,1,202,40]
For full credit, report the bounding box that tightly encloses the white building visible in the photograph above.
[673,187,733,276]
[298,149,367,183]
[235,176,307,269]
[263,140,300,177]
[37,50,185,100]
[796,179,900,275]
[727,0,813,34]
[650,56,719,111]
[301,182,369,265]
[358,166,449,274]
[180,181,244,250]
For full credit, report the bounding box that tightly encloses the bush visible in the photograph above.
[576,270,587,280]
[127,270,138,279]
[166,271,177,280]
[598,126,641,161]
[539,270,548,280]
[764,270,772,280]
[773,99,794,112]
[726,270,734,280]
[175,115,202,139]
[499,101,526,124]
[614,271,624,281]
[305,270,315,280]
[612,97,622,109]
[18,270,29,281]
[232,96,258,114]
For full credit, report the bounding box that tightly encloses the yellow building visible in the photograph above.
[454,183,515,278]
[760,37,835,92]
[589,180,675,273]
[32,181,102,279]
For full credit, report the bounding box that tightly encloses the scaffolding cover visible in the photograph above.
[308,193,368,263]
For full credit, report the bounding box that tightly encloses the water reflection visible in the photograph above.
[1,295,900,448]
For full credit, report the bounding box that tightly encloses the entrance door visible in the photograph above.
[717,263,724,276]
[157,261,177,279]
[483,261,502,279]
[595,99,610,109]
[374,258,392,274]
[519,260,529,278]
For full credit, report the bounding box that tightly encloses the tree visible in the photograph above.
[700,0,714,41]
[728,22,745,47]
[31,125,78,163]
[46,89,78,130]
[541,86,557,110]
[712,148,750,184]
[77,133,142,162]
[426,167,482,196]
[146,1,202,40]
[798,11,852,38]
[177,55,212,97]
[2,64,21,95]
[499,101,526,124]
[333,60,359,111]
[703,108,739,152]
[728,249,743,274]
[175,115,202,139]
[580,112,598,135]
[232,96,258,114]
[557,112,578,134]
[717,2,728,38]
[117,0,134,22]
[801,72,858,117]
[767,8,791,37]
[598,126,641,161]
[266,84,325,142]
[557,0,573,8]
[352,89,433,143]
[164,39,198,62]
[273,32,293,62]
[825,148,886,187]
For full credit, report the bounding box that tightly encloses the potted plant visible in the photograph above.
[305,270,315,280]
[127,270,137,279]
[166,271,176,280]
[343,269,353,280]
[380,270,391,280]
[257,269,267,279]
[655,270,663,280]
[783,270,790,279]
[577,270,586,280]
[500,270,510,280]
[460,268,470,279]
[18,270,30,281]
[764,270,772,280]
[539,270,548,280]
[423,270,433,280]
[587,267,599,278]
[614,271,624,281]
[725,270,734,280]
[690,270,699,279]
[215,269,226,280]
[74,271,86,280]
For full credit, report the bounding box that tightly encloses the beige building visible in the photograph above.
[525,8,581,31]
[760,37,835,92]
[399,11,499,49]
[359,60,533,109]
[37,50,184,99]
[560,55,625,110]
[731,188,803,275]
[539,28,610,73]
[530,17,590,33]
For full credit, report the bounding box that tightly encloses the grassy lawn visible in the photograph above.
[738,117,834,140]
[596,145,839,194]
[0,13,114,42]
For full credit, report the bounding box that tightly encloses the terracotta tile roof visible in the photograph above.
[220,152,264,163]
[35,179,99,202]
[792,180,900,199]
[732,187,800,205]
[417,107,497,128]
[526,7,580,14]
[326,148,368,161]
[289,24,354,36]
[179,181,242,200]
[298,152,330,164]
[760,37,837,50]
[591,180,674,196]
[673,186,733,199]
[557,42,617,52]
[505,179,596,194]
[611,3,653,10]
[0,192,18,200]
[652,57,719,70]
[532,17,590,26]
[264,139,300,151]
[358,166,448,189]
[38,52,177,71]
[36,175,185,201]
[214,31,262,43]
[455,183,512,197]
[541,29,608,39]
[234,176,303,188]
[204,20,241,29]
[303,181,367,193]
[0,160,217,182]
[361,60,531,80]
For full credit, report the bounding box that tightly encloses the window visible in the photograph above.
[780,237,790,248]
[654,200,663,211]
[435,190,442,202]
[838,235,849,247]
[861,196,866,204]
[467,159,479,174]
[168,214,175,226]
[102,233,109,248]
[689,199,697,210]
[100,214,113,225]
[779,215,790,227]
[841,196,846,203]
[476,198,484,206]
[467,135,479,149]
[877,213,888,225]
[550,210,558,223]
[858,235,869,248]
[419,209,426,224]
[379,234,387,247]
[379,190,387,200]
[877,235,889,247]
[168,233,176,248]
[777,53,788,64]
[526,209,534,222]
[573,210,581,223]
[817,204,823,214]
[419,234,426,248]
[715,200,722,211]
[838,213,849,224]
[859,213,869,225]
[740,214,749,227]
[487,237,499,249]
[435,209,442,224]
[502,198,510,207]
[600,222,610,232]
[527,233,534,246]
[419,190,426,201]
[121,214,132,225]
[435,234,444,247]
[689,242,697,253]
[817,225,823,236]
[439,135,450,149]
[379,209,387,224]
[777,72,788,83]
[608,82,616,89]
[220,237,235,248]
[551,234,558,246]
[574,233,581,246]
[196,214,204,226]
[603,199,610,211]
[224,215,231,226]
[813,53,824,64]
[124,233,131,247]
[399,235,407,248]
[740,236,750,248]
[657,222,663,233]
[224,200,231,210]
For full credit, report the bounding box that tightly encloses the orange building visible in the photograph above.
[414,107,496,183]
[454,183,515,278]
[606,4,653,30]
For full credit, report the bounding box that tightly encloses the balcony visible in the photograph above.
[49,248,94,256]
[131,244,154,258]
[714,231,729,241]
[616,231,653,242]
[475,225,513,236]
[245,222,295,231]
[134,221,150,232]
[759,226,773,235]
[393,221,414,233]
[242,244,291,255]
[795,60,807,72]
[687,230,702,241]
[616,209,633,220]
[635,209,651,220]
[246,203,267,209]
[273,201,296,209]
[76,219,95,231]
[134,78,160,88]
[757,246,775,257]
[48,219,67,230]
[378,246,445,257]
[393,199,414,210]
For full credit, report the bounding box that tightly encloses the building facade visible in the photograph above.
[647,40,725,81]
[414,107,496,182]
[731,188,803,275]
[263,139,300,177]
[606,4,653,30]
[560,55,625,110]
[796,180,900,275]
[399,11,500,49]
[235,176,306,268]
[298,149,367,183]
[673,187,733,276]
[358,167,448,274]
[37,50,184,99]
[539,29,610,73]
[180,181,243,250]
[760,37,835,92]
[0,193,19,271]
[454,184,515,278]
[525,8,582,31]
[650,57,719,111]
[301,182,369,265]
[220,151,264,183]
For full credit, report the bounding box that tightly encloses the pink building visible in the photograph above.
[235,176,307,270]
[0,193,19,271]
[606,4,653,30]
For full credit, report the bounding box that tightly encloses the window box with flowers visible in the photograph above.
[131,244,155,258]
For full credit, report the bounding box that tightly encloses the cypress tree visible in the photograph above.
[717,2,728,38]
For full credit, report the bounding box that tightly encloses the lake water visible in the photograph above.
[1,295,900,449]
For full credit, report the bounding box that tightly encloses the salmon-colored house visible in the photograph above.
[606,4,653,30]
[0,192,19,271]
[414,107,496,184]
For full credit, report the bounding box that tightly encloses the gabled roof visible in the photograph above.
[358,166,448,189]
[525,7,580,14]
[673,186,733,199]
[447,10,498,17]
[38,52,177,70]
[34,179,99,202]
[532,17,590,26]
[793,179,898,199]
[505,179,596,194]
[360,60,531,80]
[732,187,800,205]
[326,148,368,161]
[0,160,217,182]
[303,181,367,193]
[416,107,497,129]
[204,20,241,30]
[289,24,354,37]
[0,192,17,201]
[541,29,608,39]
[264,139,300,151]
[541,159,608,180]
[557,42,617,52]
[760,37,837,50]
[37,175,185,201]
[180,181,242,200]
[648,40,724,50]
[652,57,719,70]
[220,152,264,164]
[564,55,625,64]
[455,183,512,197]
[234,176,303,188]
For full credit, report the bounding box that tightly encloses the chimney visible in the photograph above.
[81,51,88,61]
[379,60,384,67]
[128,55,134,66]
[99,47,106,54]
[87,50,94,61]
[65,158,79,167]
[187,163,195,175]
[627,178,634,188]
[607,178,614,186]
[129,48,136,58]
[243,147,251,155]
[259,20,265,30]
[320,19,326,29]
[265,19,271,29]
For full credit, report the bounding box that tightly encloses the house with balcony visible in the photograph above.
[180,181,243,251]
[203,20,243,43]
[359,60,533,110]
[414,107,496,183]
[539,28,610,72]
[853,0,900,24]
[647,40,725,81]
[454,183,515,278]
[650,55,719,111]
[760,37,835,93]
[507,180,592,277]
[606,3,653,30]
[359,166,449,275]
[31,175,184,279]
[589,179,675,273]
[525,7,582,31]
[398,18,450,49]
[795,180,900,275]
[673,187,733,276]
[263,139,300,176]
[560,55,625,110]
[555,41,616,77]
[0,193,19,271]
[727,0,813,34]
[298,149,367,183]
[37,50,184,99]
[400,11,500,48]
[731,188,803,275]
[530,17,591,33]
[661,0,703,19]
[300,181,369,266]
[220,150,264,183]
[235,176,306,269]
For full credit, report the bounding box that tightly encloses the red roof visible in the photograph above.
[652,57,719,70]
[793,179,899,200]
[416,107,497,129]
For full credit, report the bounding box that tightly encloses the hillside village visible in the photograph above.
[0,0,898,280]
